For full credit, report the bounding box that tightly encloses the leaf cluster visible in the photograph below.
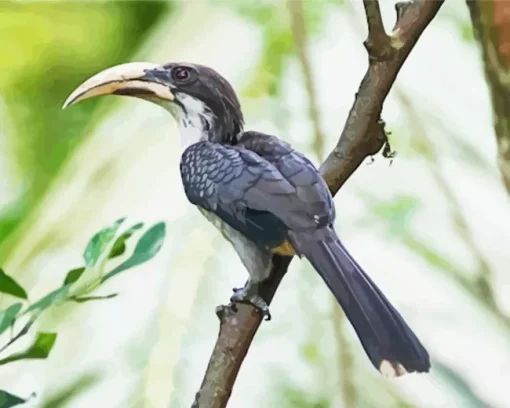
[0,218,166,407]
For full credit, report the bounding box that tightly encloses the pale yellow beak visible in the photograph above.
[63,62,174,109]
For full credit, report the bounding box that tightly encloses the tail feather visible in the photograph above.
[290,227,430,376]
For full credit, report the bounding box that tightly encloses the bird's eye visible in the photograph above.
[172,67,192,83]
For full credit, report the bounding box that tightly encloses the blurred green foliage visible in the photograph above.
[0,1,507,407]
[227,0,337,98]
[39,374,99,408]
[277,385,330,408]
[434,362,490,408]
[0,1,170,250]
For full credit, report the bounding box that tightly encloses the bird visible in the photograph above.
[63,61,430,377]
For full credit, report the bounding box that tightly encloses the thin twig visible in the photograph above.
[0,320,34,354]
[364,0,387,40]
[192,1,444,407]
[287,0,326,160]
[363,0,392,59]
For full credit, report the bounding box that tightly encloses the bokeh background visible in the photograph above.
[1,1,509,407]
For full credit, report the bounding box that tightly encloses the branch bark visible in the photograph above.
[466,0,510,195]
[192,1,444,407]
[363,0,392,59]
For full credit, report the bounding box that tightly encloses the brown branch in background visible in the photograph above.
[333,311,356,408]
[287,0,326,160]
[466,1,510,195]
[287,1,355,406]
[192,1,444,407]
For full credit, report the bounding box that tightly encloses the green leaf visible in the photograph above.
[0,303,23,336]
[0,390,29,407]
[24,286,70,315]
[0,269,28,300]
[83,218,125,267]
[62,267,85,286]
[69,294,117,303]
[102,222,166,282]
[0,332,57,365]
[39,374,98,408]
[108,223,144,259]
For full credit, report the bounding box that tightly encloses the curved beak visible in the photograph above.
[63,62,174,109]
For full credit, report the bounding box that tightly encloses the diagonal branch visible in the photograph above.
[321,0,444,195]
[192,1,444,407]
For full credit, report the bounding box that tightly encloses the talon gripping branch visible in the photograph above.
[64,62,430,377]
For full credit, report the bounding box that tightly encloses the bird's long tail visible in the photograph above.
[289,227,430,377]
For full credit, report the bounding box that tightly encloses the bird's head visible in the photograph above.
[63,62,244,145]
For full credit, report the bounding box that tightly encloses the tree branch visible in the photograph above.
[192,1,444,407]
[363,0,392,59]
[466,0,510,195]
[192,256,291,408]
[287,0,326,160]
[321,0,444,195]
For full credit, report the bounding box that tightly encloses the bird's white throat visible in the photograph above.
[163,93,215,147]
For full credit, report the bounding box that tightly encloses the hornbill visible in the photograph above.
[64,62,430,377]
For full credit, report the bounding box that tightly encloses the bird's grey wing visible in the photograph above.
[237,131,335,225]
[180,141,324,236]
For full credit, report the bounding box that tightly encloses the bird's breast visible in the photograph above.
[197,207,295,255]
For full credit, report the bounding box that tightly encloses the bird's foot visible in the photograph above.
[231,283,271,321]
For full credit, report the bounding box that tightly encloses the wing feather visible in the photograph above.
[180,137,335,240]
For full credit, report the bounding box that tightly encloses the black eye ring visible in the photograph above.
[172,66,193,83]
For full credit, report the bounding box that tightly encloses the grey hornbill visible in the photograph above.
[64,62,430,377]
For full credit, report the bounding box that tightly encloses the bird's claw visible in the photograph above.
[231,285,271,321]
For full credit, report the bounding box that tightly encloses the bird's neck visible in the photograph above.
[163,94,243,147]
[177,112,212,147]
[176,113,242,147]
[163,95,213,147]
